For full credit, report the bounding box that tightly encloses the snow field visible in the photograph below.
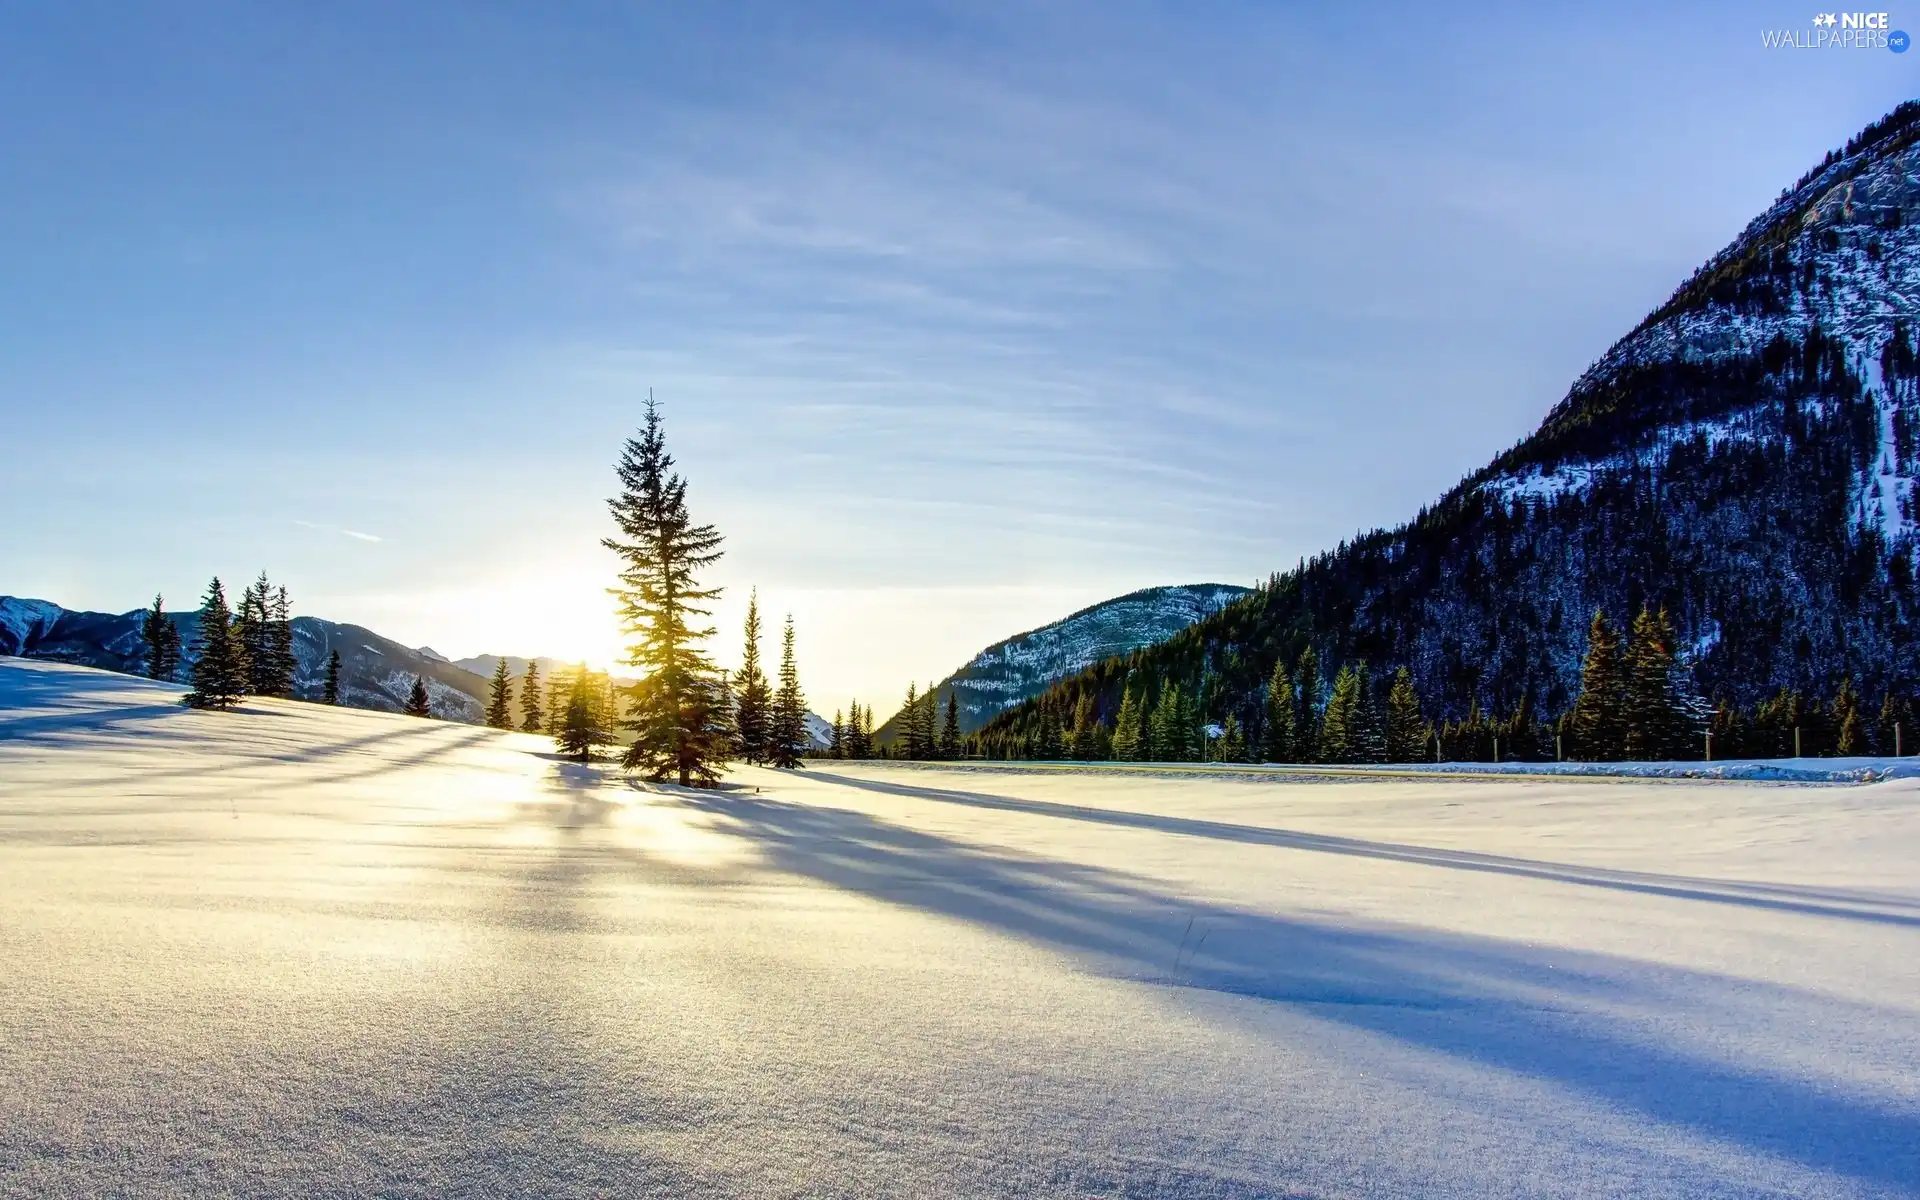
[3,658,1919,1198]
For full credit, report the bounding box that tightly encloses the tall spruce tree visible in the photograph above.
[733,590,772,764]
[185,577,247,709]
[1149,685,1195,762]
[1295,647,1322,763]
[405,675,432,718]
[557,664,610,762]
[1068,694,1097,761]
[829,710,846,759]
[604,398,732,786]
[1320,664,1363,764]
[1384,667,1427,762]
[1833,677,1865,756]
[1352,664,1385,762]
[940,691,962,759]
[769,615,807,769]
[843,701,864,759]
[1570,610,1626,761]
[141,594,182,682]
[1219,714,1248,762]
[519,661,544,732]
[259,585,295,698]
[236,573,273,696]
[322,648,342,705]
[1623,607,1698,761]
[1262,659,1296,763]
[900,682,921,759]
[1110,684,1145,761]
[486,658,514,730]
[1038,706,1064,760]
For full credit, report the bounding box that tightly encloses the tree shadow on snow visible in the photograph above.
[804,769,1920,928]
[620,787,1920,1190]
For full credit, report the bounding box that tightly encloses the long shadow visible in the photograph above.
[0,703,192,742]
[651,789,1920,1189]
[8,719,469,791]
[806,768,1920,928]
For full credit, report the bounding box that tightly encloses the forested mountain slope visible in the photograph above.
[875,583,1246,742]
[982,103,1920,755]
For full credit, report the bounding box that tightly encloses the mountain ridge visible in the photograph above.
[875,582,1248,742]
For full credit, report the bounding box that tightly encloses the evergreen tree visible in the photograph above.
[1068,694,1097,761]
[1110,684,1145,761]
[604,398,732,786]
[769,615,807,769]
[1833,677,1865,756]
[140,594,182,682]
[900,682,922,759]
[486,658,514,730]
[1623,607,1701,761]
[843,701,868,759]
[405,675,432,718]
[1295,647,1322,763]
[236,573,274,696]
[1262,659,1296,763]
[1219,714,1248,762]
[829,710,846,759]
[546,667,570,736]
[1321,664,1364,764]
[260,585,295,698]
[1570,611,1626,761]
[1875,691,1912,756]
[322,648,342,705]
[1753,688,1805,758]
[940,690,962,759]
[185,577,247,710]
[1149,685,1196,762]
[733,590,772,764]
[1384,667,1427,762]
[1037,706,1064,760]
[557,664,610,762]
[1352,664,1385,762]
[519,661,544,732]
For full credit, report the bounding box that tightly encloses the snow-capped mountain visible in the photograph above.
[876,583,1248,741]
[986,103,1920,741]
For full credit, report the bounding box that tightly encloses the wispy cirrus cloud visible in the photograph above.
[294,520,381,543]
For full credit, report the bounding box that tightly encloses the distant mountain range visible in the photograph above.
[1,596,841,748]
[875,583,1248,743]
[2,596,502,721]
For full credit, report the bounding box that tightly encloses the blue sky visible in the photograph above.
[1,2,1913,715]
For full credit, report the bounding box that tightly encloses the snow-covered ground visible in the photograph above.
[4,658,1919,1198]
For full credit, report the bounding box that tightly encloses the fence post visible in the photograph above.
[1493,735,1500,764]
[1899,722,1905,758]
[1794,725,1802,759]
[1556,734,1563,762]
[1705,731,1712,762]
